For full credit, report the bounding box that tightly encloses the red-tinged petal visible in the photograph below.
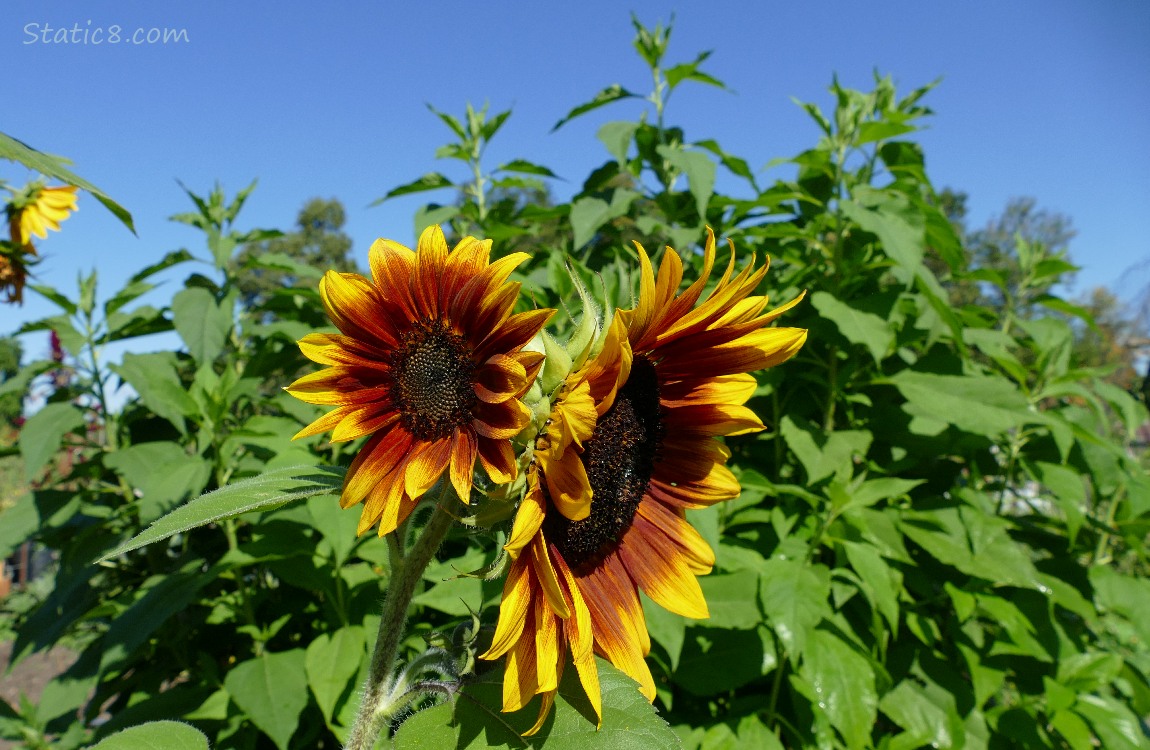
[284,366,389,405]
[477,436,517,484]
[658,327,808,378]
[544,449,593,522]
[534,594,560,692]
[473,398,531,440]
[367,238,418,319]
[356,465,406,535]
[296,333,385,367]
[414,224,449,317]
[474,354,527,404]
[449,427,478,503]
[342,428,414,505]
[636,499,716,574]
[404,436,452,500]
[663,402,765,437]
[617,519,709,619]
[475,307,554,360]
[506,480,545,558]
[482,558,531,659]
[502,609,540,712]
[531,535,571,619]
[318,271,397,348]
[293,405,355,440]
[330,406,399,442]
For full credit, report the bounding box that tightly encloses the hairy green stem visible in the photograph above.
[345,500,456,750]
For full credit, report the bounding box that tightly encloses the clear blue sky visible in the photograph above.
[3,0,1149,358]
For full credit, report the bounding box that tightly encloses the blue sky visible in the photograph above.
[3,0,1149,358]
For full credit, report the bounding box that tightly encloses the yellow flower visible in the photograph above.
[286,225,553,536]
[482,229,807,732]
[8,185,79,250]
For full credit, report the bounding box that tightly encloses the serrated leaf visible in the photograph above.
[0,130,135,233]
[87,720,209,750]
[799,629,877,750]
[887,370,1031,436]
[840,189,924,273]
[104,442,212,523]
[372,173,454,206]
[19,403,85,480]
[657,146,716,220]
[758,558,831,654]
[675,625,775,696]
[552,85,640,131]
[496,159,557,178]
[96,465,345,561]
[98,561,216,673]
[810,291,892,363]
[305,627,366,723]
[224,649,308,750]
[110,352,198,435]
[597,122,639,164]
[698,571,762,629]
[172,287,233,364]
[393,657,679,749]
[878,680,957,750]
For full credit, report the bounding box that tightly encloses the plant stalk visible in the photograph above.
[345,499,456,750]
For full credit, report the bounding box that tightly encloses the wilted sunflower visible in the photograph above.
[286,225,552,536]
[483,229,806,731]
[8,184,79,251]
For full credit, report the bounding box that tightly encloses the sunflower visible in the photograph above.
[286,225,553,536]
[0,252,29,304]
[8,184,79,251]
[482,228,807,731]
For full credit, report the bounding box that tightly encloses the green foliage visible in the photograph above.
[2,15,1148,750]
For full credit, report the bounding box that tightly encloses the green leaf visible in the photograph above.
[224,649,308,750]
[27,283,77,315]
[392,657,679,749]
[19,403,85,480]
[841,541,901,632]
[552,85,640,131]
[110,352,198,435]
[810,291,892,363]
[900,505,1041,589]
[597,122,639,164]
[0,130,135,233]
[887,370,1031,436]
[569,192,637,250]
[305,627,366,723]
[657,146,716,219]
[1090,565,1150,649]
[306,494,362,566]
[1074,694,1147,750]
[496,160,557,178]
[798,629,877,750]
[98,561,217,673]
[129,248,195,284]
[665,51,726,91]
[87,720,209,750]
[372,172,454,205]
[96,464,345,561]
[172,287,233,364]
[840,188,924,273]
[699,571,763,629]
[641,593,686,671]
[778,417,872,485]
[879,680,958,750]
[758,558,831,654]
[104,442,212,523]
[674,625,775,696]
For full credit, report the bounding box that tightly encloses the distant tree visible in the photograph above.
[233,198,356,311]
[967,196,1076,316]
[1071,286,1146,390]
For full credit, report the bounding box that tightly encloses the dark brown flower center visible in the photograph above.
[390,318,477,441]
[546,355,663,574]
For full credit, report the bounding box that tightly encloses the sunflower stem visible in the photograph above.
[345,499,456,750]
